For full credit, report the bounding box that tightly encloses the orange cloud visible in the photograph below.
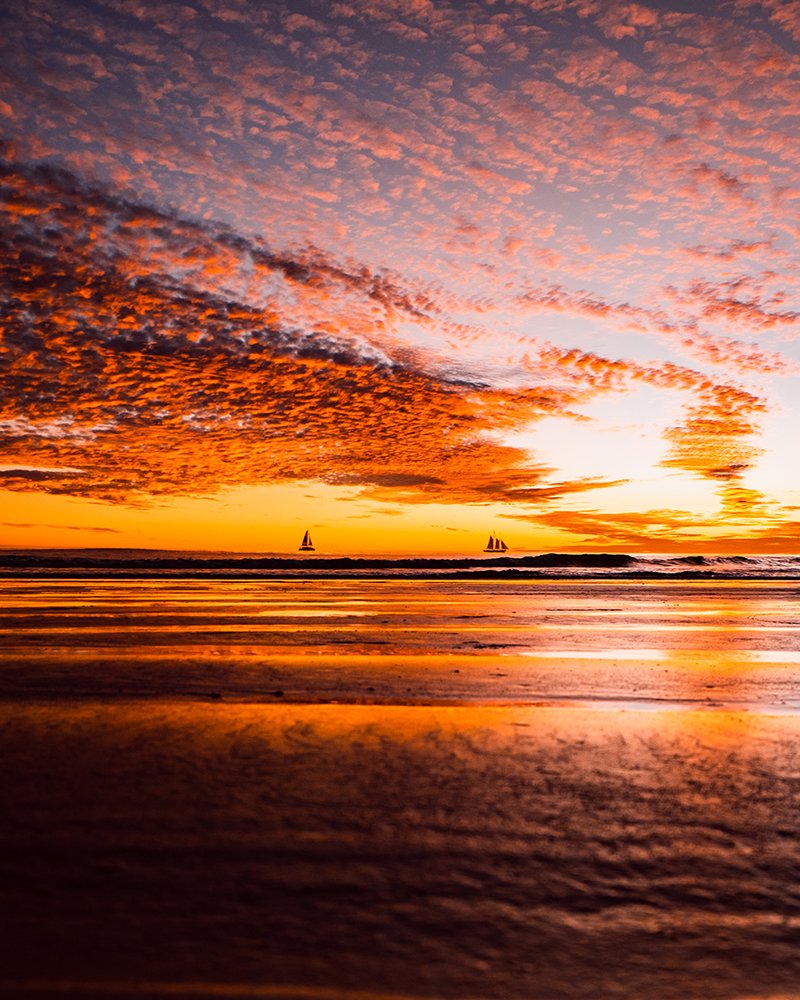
[0,158,595,508]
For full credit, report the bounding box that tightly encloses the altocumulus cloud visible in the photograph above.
[1,157,620,508]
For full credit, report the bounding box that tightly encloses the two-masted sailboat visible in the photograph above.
[298,530,315,552]
[483,534,508,553]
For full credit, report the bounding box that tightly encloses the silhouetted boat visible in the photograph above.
[299,530,315,552]
[484,534,508,553]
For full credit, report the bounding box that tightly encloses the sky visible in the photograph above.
[1,0,800,554]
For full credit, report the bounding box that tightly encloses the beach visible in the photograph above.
[1,575,800,998]
[7,0,800,996]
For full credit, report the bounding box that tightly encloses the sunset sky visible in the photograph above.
[2,0,800,554]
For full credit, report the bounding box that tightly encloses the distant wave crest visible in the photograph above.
[1,550,798,579]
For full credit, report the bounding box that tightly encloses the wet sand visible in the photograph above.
[1,578,799,998]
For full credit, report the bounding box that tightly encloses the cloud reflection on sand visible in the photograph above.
[2,578,800,709]
[2,698,800,998]
[2,578,800,998]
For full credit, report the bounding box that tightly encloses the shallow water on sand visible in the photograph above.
[1,578,800,999]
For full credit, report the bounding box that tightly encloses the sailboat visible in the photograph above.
[483,534,508,553]
[298,529,315,552]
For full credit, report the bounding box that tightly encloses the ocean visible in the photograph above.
[1,556,799,998]
[2,547,800,578]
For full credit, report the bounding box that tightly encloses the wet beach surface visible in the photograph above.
[1,578,800,999]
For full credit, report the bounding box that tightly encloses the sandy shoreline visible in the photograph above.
[2,698,800,999]
[2,578,800,998]
[3,577,800,710]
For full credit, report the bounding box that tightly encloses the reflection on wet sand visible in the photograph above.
[2,701,800,999]
[2,578,800,710]
[1,579,799,998]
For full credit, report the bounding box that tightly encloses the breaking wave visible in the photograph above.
[1,549,798,579]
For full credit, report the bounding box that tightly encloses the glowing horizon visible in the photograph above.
[2,0,800,554]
